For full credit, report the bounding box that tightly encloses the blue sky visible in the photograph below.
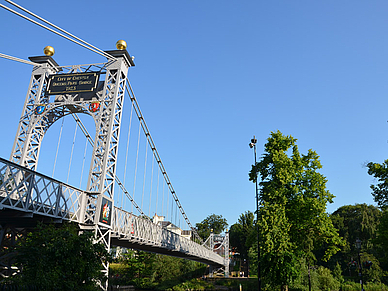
[0,1,387,229]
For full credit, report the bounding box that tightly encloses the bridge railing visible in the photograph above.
[112,208,225,266]
[0,157,226,267]
[0,157,84,222]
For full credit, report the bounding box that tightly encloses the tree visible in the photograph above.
[229,211,255,259]
[329,204,383,282]
[330,204,380,252]
[367,160,388,271]
[195,214,228,240]
[374,210,388,271]
[249,130,343,291]
[14,222,110,291]
[367,160,388,208]
[230,211,255,276]
[111,251,207,290]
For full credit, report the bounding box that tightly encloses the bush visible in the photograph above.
[163,278,214,291]
[341,281,388,291]
[290,261,340,291]
[12,223,110,291]
[316,266,340,291]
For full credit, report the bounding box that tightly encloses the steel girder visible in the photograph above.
[0,157,226,263]
[111,207,225,266]
[86,53,128,197]
[2,51,229,287]
[0,157,84,222]
[10,57,60,170]
[0,225,25,279]
[0,157,228,278]
[203,232,230,277]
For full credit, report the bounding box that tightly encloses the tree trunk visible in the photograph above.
[281,285,288,291]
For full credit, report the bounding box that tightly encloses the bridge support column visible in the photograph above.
[9,56,60,170]
[80,49,133,291]
[0,224,26,279]
[205,230,229,278]
[224,231,229,278]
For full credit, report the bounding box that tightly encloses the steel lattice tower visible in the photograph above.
[9,46,134,289]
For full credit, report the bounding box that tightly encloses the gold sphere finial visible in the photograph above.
[116,40,127,50]
[43,46,55,56]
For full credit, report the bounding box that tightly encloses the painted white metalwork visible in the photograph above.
[0,157,83,222]
[203,231,230,277]
[0,157,226,268]
[1,50,229,286]
[9,57,60,170]
[111,208,225,266]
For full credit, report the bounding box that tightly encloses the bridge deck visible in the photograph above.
[0,157,225,268]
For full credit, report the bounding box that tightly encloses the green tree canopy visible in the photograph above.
[331,204,381,252]
[328,204,384,282]
[229,211,255,259]
[249,130,343,290]
[111,250,207,290]
[367,160,388,208]
[366,161,388,271]
[195,214,228,240]
[14,222,110,291]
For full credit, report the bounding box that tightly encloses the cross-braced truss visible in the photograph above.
[1,49,229,289]
[0,157,227,272]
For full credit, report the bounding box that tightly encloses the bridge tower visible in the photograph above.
[8,42,134,285]
[204,230,230,278]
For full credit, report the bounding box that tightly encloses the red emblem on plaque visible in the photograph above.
[89,101,100,112]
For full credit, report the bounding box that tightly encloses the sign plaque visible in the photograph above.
[99,197,112,226]
[47,72,100,95]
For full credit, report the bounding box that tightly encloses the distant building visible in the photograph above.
[152,214,192,239]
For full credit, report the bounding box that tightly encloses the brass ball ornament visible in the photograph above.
[116,40,127,50]
[43,46,55,56]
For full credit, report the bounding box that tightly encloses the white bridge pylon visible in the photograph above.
[0,45,229,284]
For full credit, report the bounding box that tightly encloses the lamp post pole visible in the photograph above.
[249,136,261,291]
[355,239,364,291]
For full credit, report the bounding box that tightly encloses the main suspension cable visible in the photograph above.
[5,0,115,61]
[0,52,41,66]
[0,2,116,61]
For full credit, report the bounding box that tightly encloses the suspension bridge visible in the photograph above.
[0,0,229,288]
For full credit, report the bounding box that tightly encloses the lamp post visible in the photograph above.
[249,136,261,291]
[355,239,364,291]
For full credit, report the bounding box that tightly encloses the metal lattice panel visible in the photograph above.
[10,59,60,170]
[111,207,225,266]
[87,60,128,198]
[1,50,229,288]
[0,157,84,222]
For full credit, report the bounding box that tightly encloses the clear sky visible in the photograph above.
[0,1,387,229]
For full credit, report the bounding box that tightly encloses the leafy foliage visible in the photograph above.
[110,250,207,290]
[13,222,110,291]
[367,160,388,208]
[367,160,388,273]
[249,130,344,289]
[229,211,255,259]
[326,204,388,285]
[330,204,380,253]
[195,214,228,240]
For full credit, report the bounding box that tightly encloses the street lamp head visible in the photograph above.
[355,238,362,250]
[249,136,257,148]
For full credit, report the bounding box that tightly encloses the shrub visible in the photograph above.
[316,266,340,291]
